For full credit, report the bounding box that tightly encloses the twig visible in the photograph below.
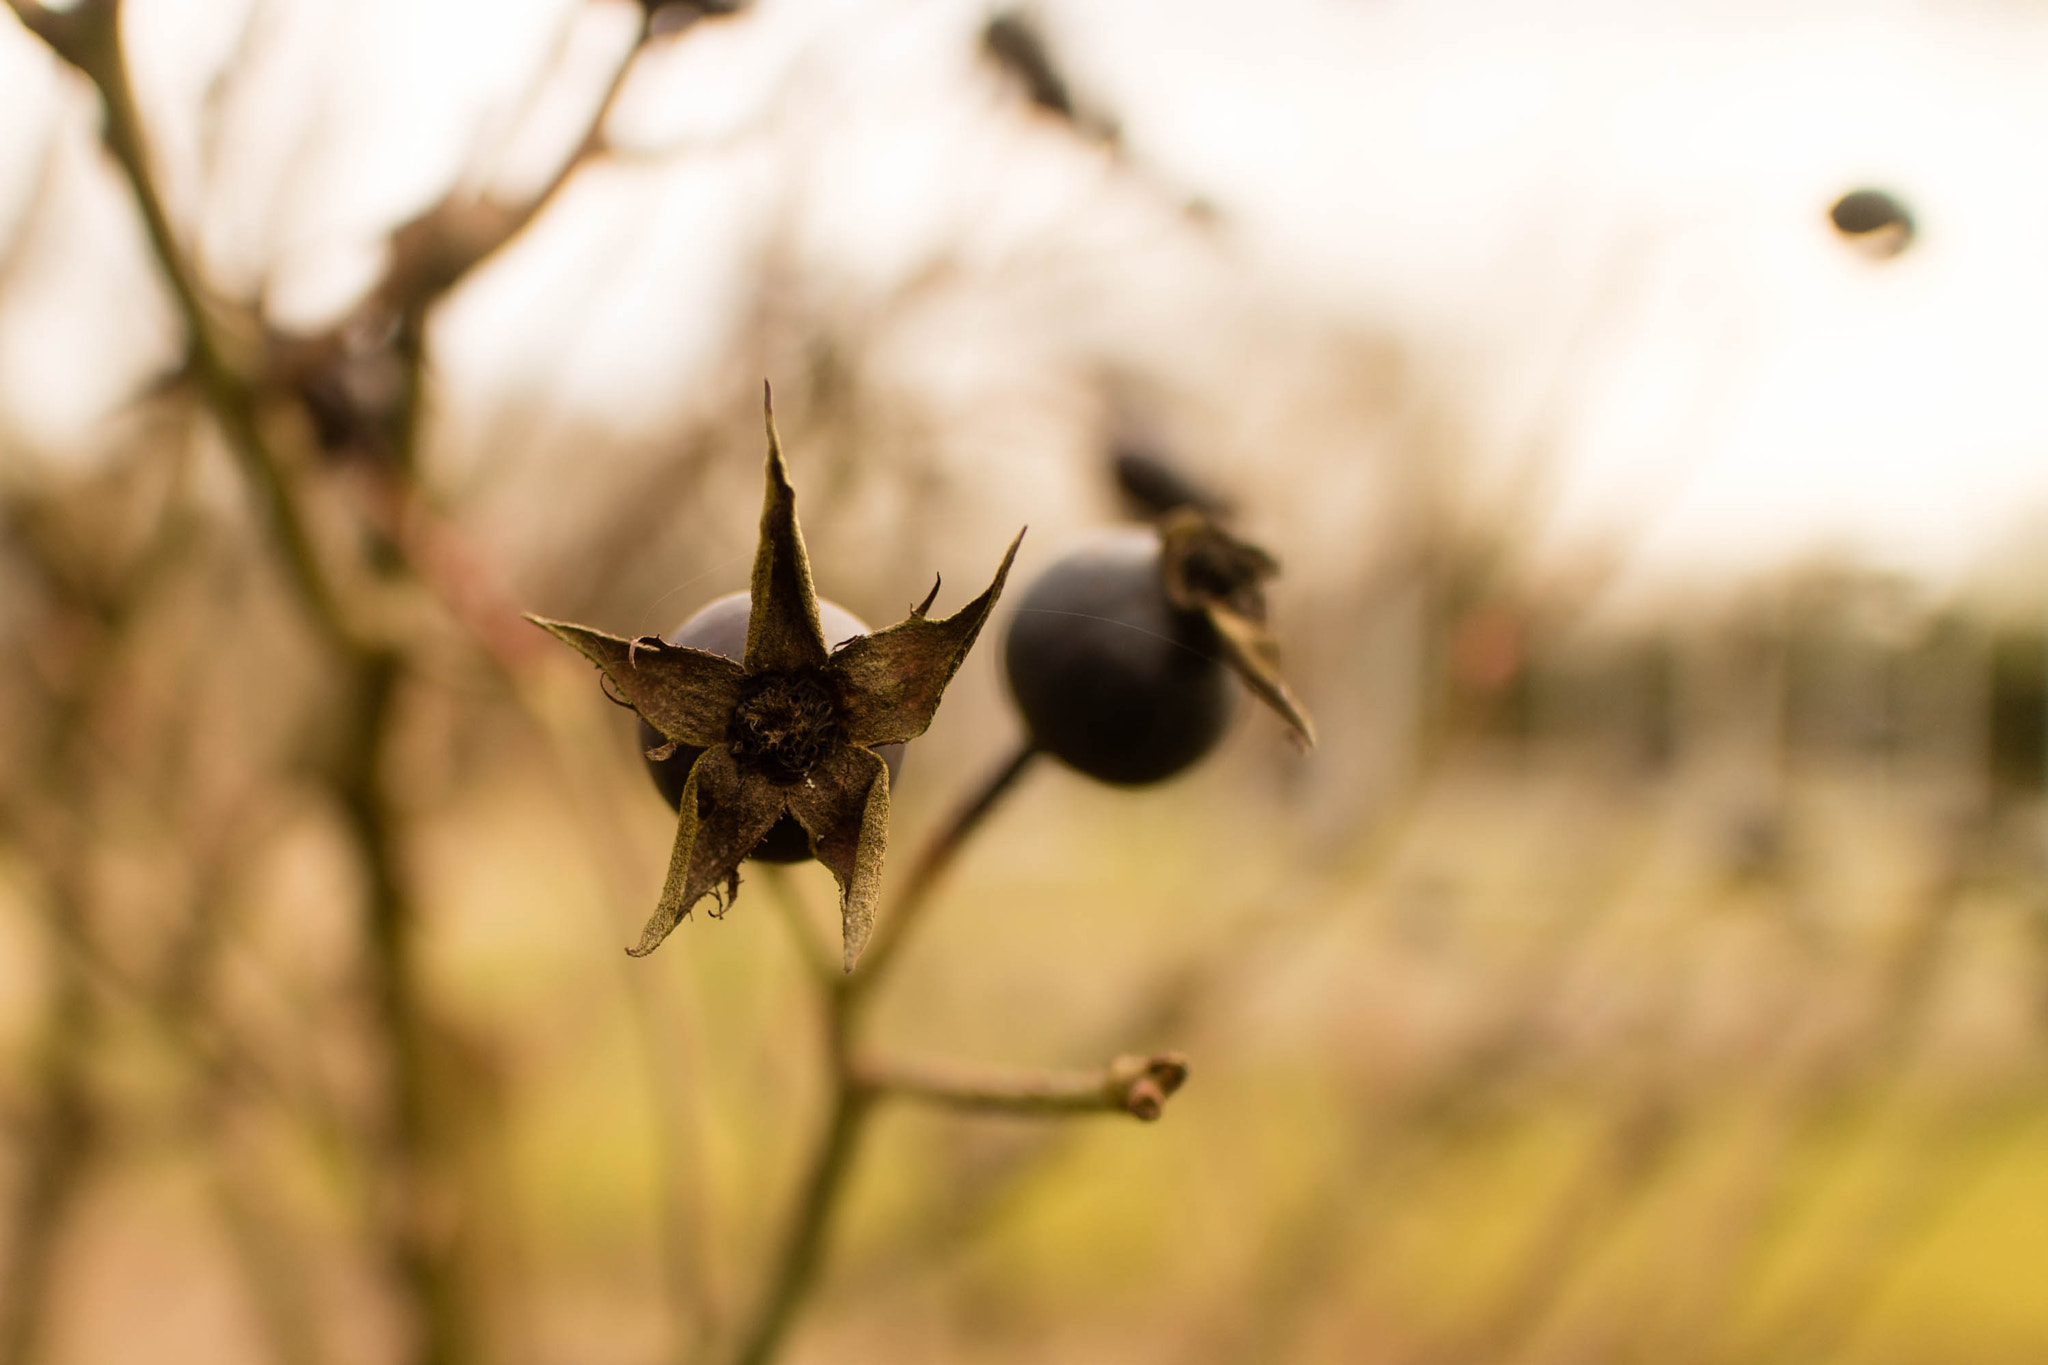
[372,5,652,479]
[7,0,360,653]
[204,1121,329,1365]
[727,986,868,1365]
[759,863,840,989]
[327,652,479,1365]
[7,9,673,1362]
[0,889,90,1365]
[726,739,1058,1365]
[850,740,1039,993]
[363,4,649,335]
[517,670,723,1357]
[858,1051,1189,1122]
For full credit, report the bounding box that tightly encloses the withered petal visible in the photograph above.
[528,616,743,747]
[743,383,830,674]
[832,528,1025,747]
[1204,605,1317,750]
[784,745,891,972]
[631,746,788,957]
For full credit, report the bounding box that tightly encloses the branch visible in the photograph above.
[8,0,363,655]
[728,996,868,1365]
[365,6,648,325]
[858,1051,1190,1122]
[758,864,841,988]
[268,1,657,602]
[851,741,1038,992]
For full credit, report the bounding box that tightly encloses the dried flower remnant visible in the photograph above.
[1157,508,1315,750]
[530,386,1022,969]
[1112,443,1313,749]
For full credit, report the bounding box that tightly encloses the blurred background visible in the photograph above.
[6,0,2048,1361]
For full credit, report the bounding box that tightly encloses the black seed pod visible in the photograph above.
[641,592,905,862]
[1004,528,1237,785]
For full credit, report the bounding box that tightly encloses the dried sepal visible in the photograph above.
[1156,509,1315,750]
[531,380,1019,964]
[833,529,1025,747]
[744,383,829,674]
[1204,604,1316,750]
[635,747,785,957]
[527,616,743,747]
[1158,509,1277,619]
[786,745,891,970]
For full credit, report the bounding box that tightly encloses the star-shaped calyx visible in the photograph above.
[530,386,1023,970]
[1157,507,1316,750]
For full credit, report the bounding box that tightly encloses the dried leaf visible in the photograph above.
[785,745,891,971]
[1205,606,1316,750]
[528,615,743,747]
[834,529,1025,746]
[743,384,829,673]
[1153,510,1314,749]
[632,747,785,956]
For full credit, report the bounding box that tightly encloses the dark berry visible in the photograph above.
[1828,188,1914,257]
[641,592,904,862]
[1004,528,1237,785]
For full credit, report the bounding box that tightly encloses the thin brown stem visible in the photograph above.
[0,898,91,1365]
[332,656,473,1365]
[7,8,671,1365]
[727,987,871,1365]
[518,674,720,1357]
[7,0,357,653]
[758,864,840,988]
[859,1051,1189,1122]
[377,5,651,476]
[725,739,1053,1365]
[851,740,1038,993]
[205,1135,329,1365]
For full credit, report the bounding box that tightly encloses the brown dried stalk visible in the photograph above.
[725,741,1188,1365]
[856,1052,1190,1121]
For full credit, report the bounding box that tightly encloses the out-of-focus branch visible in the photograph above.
[6,10,489,1361]
[859,1051,1190,1122]
[368,8,648,326]
[851,741,1039,993]
[0,868,90,1365]
[760,864,842,988]
[276,1,654,482]
[728,737,1180,1365]
[727,984,866,1365]
[7,0,360,654]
